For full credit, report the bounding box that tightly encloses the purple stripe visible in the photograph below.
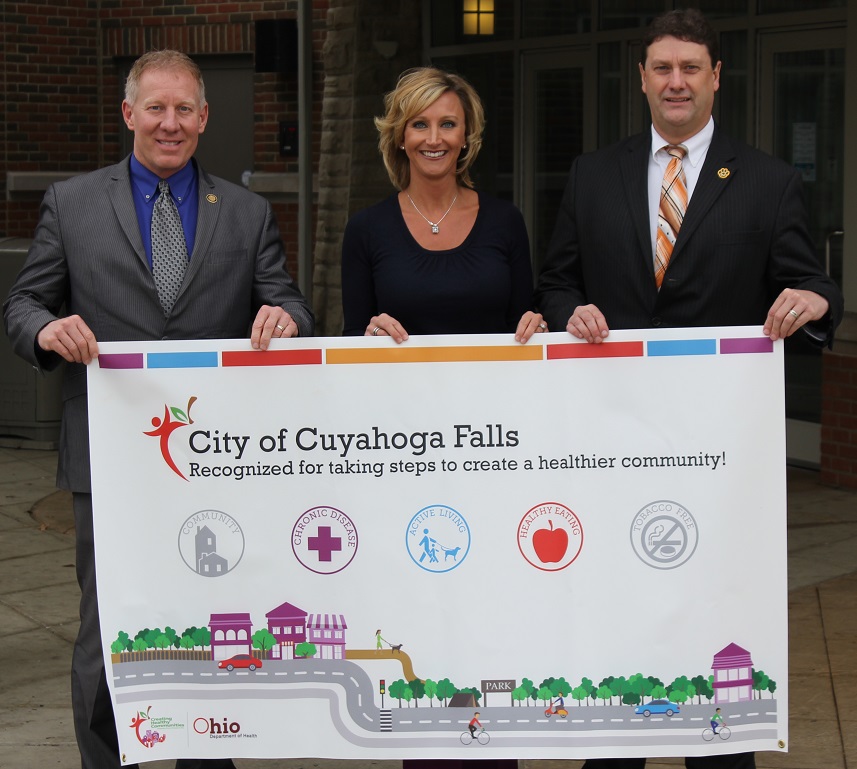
[98,353,144,369]
[720,337,773,354]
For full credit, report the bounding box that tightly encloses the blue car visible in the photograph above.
[635,699,680,717]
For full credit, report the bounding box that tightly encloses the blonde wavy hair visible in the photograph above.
[125,50,206,108]
[375,67,485,190]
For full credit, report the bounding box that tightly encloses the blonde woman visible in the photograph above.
[342,67,545,344]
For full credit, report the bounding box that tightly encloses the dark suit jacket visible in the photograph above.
[535,127,843,338]
[3,157,314,492]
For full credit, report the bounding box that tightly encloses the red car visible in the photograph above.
[217,654,262,671]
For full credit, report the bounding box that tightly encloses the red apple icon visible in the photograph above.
[532,519,568,563]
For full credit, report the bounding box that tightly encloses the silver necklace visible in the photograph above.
[406,192,458,234]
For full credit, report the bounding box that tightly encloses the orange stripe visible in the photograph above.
[326,345,543,364]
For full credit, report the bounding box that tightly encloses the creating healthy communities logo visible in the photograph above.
[144,396,197,480]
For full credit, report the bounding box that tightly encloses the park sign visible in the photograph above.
[87,329,788,764]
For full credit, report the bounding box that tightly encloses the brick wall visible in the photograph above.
[1,0,329,284]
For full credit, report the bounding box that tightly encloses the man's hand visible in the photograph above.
[251,305,299,350]
[37,315,99,364]
[567,304,610,343]
[763,288,829,341]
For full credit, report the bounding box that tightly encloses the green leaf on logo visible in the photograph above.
[170,407,189,424]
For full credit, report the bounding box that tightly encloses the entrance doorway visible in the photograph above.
[758,27,845,467]
[520,51,593,276]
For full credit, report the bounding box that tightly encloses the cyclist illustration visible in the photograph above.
[711,707,723,734]
[468,712,482,740]
[460,711,490,745]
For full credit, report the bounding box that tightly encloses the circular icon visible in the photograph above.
[291,506,358,575]
[178,510,245,577]
[517,502,583,571]
[630,500,699,569]
[405,505,470,573]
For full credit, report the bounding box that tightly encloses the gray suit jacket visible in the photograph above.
[535,127,843,339]
[4,157,314,492]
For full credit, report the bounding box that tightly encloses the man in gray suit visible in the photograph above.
[534,8,841,769]
[4,50,313,769]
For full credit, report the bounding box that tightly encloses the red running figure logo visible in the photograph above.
[144,396,197,480]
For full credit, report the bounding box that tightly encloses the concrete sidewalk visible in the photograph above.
[1,445,855,769]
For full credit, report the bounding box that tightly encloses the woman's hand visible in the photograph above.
[515,311,548,343]
[366,314,409,344]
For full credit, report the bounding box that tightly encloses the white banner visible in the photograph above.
[87,328,788,764]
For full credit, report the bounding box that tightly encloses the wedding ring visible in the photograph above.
[372,326,380,336]
[789,310,800,319]
[538,322,547,330]
[276,324,286,331]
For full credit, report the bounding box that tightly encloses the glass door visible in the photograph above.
[520,51,593,276]
[758,27,845,467]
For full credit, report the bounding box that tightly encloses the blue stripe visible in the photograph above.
[647,339,716,357]
[147,351,219,369]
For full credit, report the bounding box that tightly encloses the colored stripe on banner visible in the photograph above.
[147,351,219,369]
[720,337,774,354]
[547,341,644,360]
[98,353,144,369]
[222,349,323,367]
[647,339,717,357]
[326,345,543,365]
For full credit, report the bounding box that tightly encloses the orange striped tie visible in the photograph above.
[655,144,688,289]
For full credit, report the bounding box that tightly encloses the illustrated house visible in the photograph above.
[306,613,347,660]
[196,525,228,575]
[209,612,252,661]
[711,642,754,703]
[266,601,308,660]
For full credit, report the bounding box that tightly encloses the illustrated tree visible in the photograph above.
[627,673,654,703]
[691,675,710,703]
[595,685,613,705]
[389,679,410,707]
[767,679,778,697]
[409,678,426,706]
[423,678,438,706]
[163,626,180,649]
[252,629,277,658]
[512,686,529,706]
[192,626,211,650]
[402,687,414,707]
[179,634,196,651]
[571,685,590,705]
[436,678,457,707]
[519,677,536,706]
[153,634,171,650]
[670,688,689,705]
[650,684,668,700]
[294,641,316,658]
[132,637,149,652]
[536,685,553,705]
[111,631,131,654]
[576,677,595,705]
[752,669,771,699]
[608,676,627,705]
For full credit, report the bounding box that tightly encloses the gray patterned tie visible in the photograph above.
[151,179,188,316]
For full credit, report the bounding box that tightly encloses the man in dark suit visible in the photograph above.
[534,9,842,769]
[4,50,313,769]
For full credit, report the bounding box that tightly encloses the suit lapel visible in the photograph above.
[177,165,221,299]
[619,134,656,278]
[672,129,736,257]
[107,161,148,269]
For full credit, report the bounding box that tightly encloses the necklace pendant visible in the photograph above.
[431,224,439,234]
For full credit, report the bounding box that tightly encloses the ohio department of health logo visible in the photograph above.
[630,500,698,569]
[405,504,470,573]
[178,510,245,577]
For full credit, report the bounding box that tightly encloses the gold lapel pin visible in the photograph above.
[717,168,731,179]
[206,194,218,203]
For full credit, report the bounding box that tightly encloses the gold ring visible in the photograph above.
[276,324,286,331]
